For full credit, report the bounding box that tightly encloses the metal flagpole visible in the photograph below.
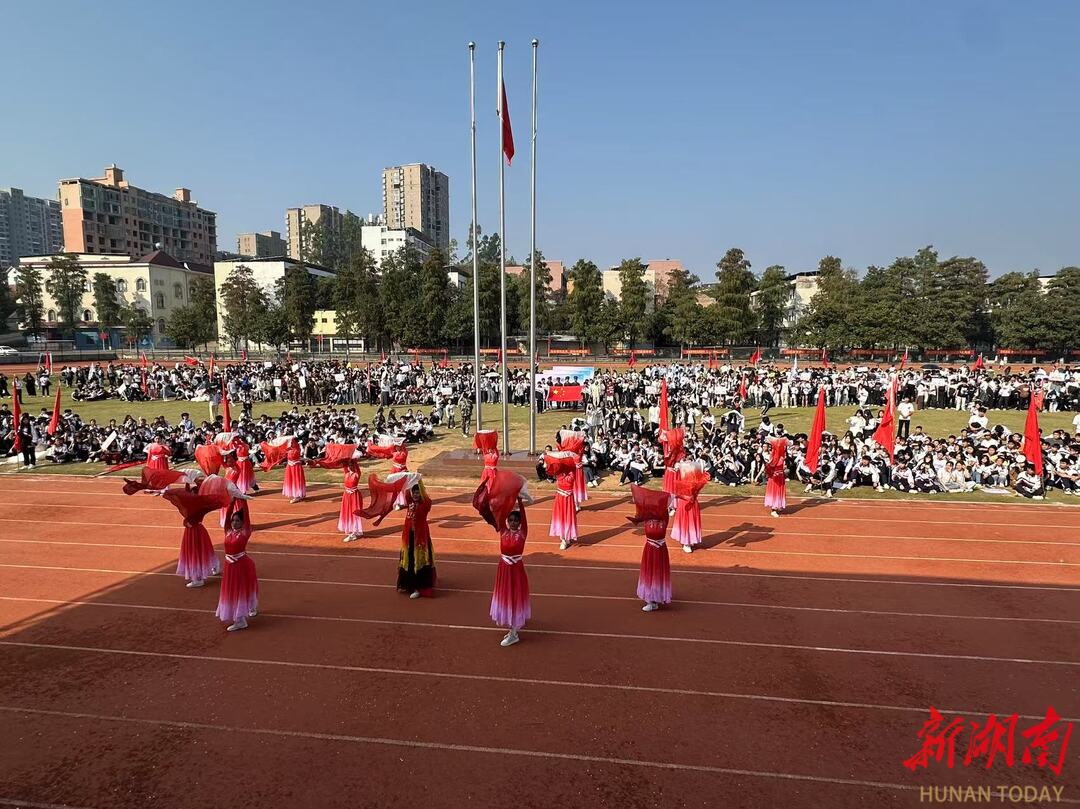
[529,39,538,455]
[469,42,482,433]
[498,40,510,456]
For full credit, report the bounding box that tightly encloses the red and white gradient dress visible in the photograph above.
[661,427,685,501]
[217,522,258,624]
[556,430,588,506]
[629,484,672,606]
[671,462,710,551]
[764,436,789,512]
[338,468,364,536]
[480,449,500,490]
[282,444,307,500]
[490,509,531,632]
[161,489,224,585]
[548,467,578,543]
[234,442,256,494]
[145,441,171,472]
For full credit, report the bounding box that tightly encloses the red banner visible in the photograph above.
[548,384,583,403]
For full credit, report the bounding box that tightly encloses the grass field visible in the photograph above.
[7,391,1078,504]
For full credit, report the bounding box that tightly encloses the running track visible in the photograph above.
[0,476,1078,808]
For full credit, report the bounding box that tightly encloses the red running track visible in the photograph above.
[0,475,1078,809]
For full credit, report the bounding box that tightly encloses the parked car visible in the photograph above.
[0,346,19,356]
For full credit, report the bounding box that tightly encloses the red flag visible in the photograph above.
[659,377,669,431]
[208,354,215,378]
[628,350,637,368]
[140,351,148,369]
[1023,389,1043,476]
[500,80,515,165]
[242,348,249,362]
[140,369,149,397]
[46,386,62,436]
[184,356,200,367]
[11,383,22,452]
[872,376,898,462]
[972,354,984,371]
[708,350,718,370]
[805,387,826,473]
[738,374,747,401]
[749,347,762,366]
[821,348,830,368]
[497,348,503,364]
[899,348,908,369]
[45,353,53,374]
[1033,388,1045,412]
[286,349,292,364]
[440,350,449,369]
[221,377,232,432]
[548,384,583,403]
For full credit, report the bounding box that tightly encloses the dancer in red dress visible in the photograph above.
[260,436,306,502]
[544,451,579,550]
[363,472,435,598]
[557,429,587,509]
[234,439,258,493]
[671,459,710,554]
[764,428,789,517]
[309,443,365,542]
[473,470,534,646]
[217,508,259,631]
[145,435,171,472]
[474,429,500,490]
[660,426,685,503]
[628,484,672,611]
[161,484,230,589]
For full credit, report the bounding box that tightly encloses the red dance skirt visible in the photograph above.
[764,471,787,510]
[662,467,677,496]
[338,489,364,534]
[282,463,306,499]
[176,523,218,582]
[235,460,256,493]
[216,553,258,623]
[490,556,531,630]
[637,539,672,604]
[573,467,588,503]
[548,492,578,541]
[671,501,702,548]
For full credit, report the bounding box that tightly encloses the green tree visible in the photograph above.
[594,299,623,350]
[189,277,218,344]
[711,248,757,343]
[0,267,16,327]
[516,250,554,335]
[1043,267,1080,351]
[986,272,1051,349]
[417,249,452,346]
[794,256,859,349]
[254,302,291,349]
[219,264,267,349]
[122,303,154,346]
[444,283,474,347]
[15,264,45,337]
[566,259,604,346]
[754,265,789,347]
[164,305,206,349]
[379,248,423,349]
[44,253,87,337]
[92,273,123,339]
[275,263,316,340]
[617,258,649,347]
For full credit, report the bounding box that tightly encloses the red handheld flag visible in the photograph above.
[140,351,148,369]
[11,379,22,452]
[805,387,826,473]
[708,350,718,371]
[627,350,637,368]
[184,356,200,367]
[45,352,53,374]
[749,347,762,366]
[972,354,984,371]
[242,348,249,362]
[1022,390,1043,476]
[738,374,748,401]
[872,376,898,462]
[220,377,232,432]
[899,348,908,369]
[821,348,830,368]
[47,386,62,436]
[548,384,583,403]
[140,369,149,397]
[500,80,515,165]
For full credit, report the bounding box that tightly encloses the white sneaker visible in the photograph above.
[1033,495,1044,500]
[642,602,659,612]
[500,632,520,647]
[559,539,569,550]
[804,484,812,493]
[770,509,780,517]
[682,544,693,554]
[409,591,421,599]
[186,580,205,588]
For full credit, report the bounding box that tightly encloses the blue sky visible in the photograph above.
[3,0,1078,279]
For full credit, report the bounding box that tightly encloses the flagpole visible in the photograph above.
[498,40,509,456]
[528,38,538,456]
[469,41,482,434]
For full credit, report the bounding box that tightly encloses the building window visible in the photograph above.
[174,283,183,300]
[189,285,197,298]
[83,280,92,292]
[82,309,93,322]
[47,309,56,322]
[136,278,147,292]
[154,292,165,309]
[157,318,166,334]
[116,279,128,293]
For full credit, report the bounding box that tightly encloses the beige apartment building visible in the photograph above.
[18,250,214,344]
[58,165,216,264]
[285,204,343,260]
[504,260,567,295]
[237,230,287,258]
[381,164,449,250]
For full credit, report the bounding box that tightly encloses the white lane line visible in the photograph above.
[0,800,94,809]
[0,519,1073,567]
[4,501,1077,548]
[4,563,1076,625]
[4,640,1074,723]
[3,596,1079,667]
[2,537,1078,592]
[0,705,1002,799]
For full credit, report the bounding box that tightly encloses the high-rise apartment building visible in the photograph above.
[381,164,449,251]
[237,230,287,258]
[285,204,343,260]
[57,165,216,264]
[0,187,63,268]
